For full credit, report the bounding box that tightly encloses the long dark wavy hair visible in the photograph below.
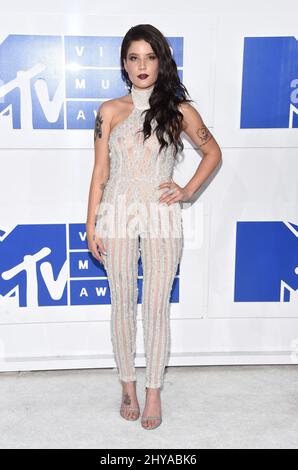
[120,24,193,159]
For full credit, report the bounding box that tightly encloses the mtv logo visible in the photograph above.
[0,224,180,309]
[0,34,183,132]
[240,37,298,129]
[234,221,298,302]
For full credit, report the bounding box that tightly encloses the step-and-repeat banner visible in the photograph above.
[0,7,297,369]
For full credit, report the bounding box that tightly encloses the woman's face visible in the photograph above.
[123,39,159,90]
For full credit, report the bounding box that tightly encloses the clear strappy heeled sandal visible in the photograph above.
[141,415,162,430]
[141,387,162,430]
[120,393,140,421]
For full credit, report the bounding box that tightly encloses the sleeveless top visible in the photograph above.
[95,83,182,238]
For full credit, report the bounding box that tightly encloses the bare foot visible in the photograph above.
[141,387,162,429]
[120,381,140,420]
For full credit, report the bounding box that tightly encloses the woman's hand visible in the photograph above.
[86,225,107,264]
[157,179,193,205]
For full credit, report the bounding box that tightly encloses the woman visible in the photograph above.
[86,24,222,430]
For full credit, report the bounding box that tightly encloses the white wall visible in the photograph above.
[0,0,297,372]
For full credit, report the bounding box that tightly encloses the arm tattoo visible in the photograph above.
[94,112,103,143]
[196,125,212,146]
[99,183,106,191]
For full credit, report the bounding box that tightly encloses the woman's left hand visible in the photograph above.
[157,179,192,205]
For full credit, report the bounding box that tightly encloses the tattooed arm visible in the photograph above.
[86,101,113,228]
[94,110,104,144]
[178,102,222,199]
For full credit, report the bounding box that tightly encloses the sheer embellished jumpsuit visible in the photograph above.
[95,84,184,389]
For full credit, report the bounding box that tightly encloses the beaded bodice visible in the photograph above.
[95,83,182,237]
[103,84,176,200]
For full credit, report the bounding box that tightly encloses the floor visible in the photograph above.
[1,364,298,449]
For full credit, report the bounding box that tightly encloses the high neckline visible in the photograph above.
[131,83,154,110]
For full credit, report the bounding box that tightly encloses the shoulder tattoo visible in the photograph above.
[94,112,104,143]
[196,125,212,146]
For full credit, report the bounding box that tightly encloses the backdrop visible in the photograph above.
[0,0,297,372]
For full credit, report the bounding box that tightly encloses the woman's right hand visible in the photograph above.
[86,226,107,265]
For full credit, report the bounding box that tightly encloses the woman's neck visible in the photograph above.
[131,83,155,110]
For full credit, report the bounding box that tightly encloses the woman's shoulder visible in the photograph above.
[177,101,202,122]
[99,94,132,122]
[177,100,196,114]
[99,93,133,130]
[102,93,132,110]
[176,101,204,132]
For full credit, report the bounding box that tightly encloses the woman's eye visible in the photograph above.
[129,56,156,61]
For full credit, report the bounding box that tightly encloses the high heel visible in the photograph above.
[120,388,140,421]
[141,415,162,429]
[141,386,162,430]
[120,403,140,421]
